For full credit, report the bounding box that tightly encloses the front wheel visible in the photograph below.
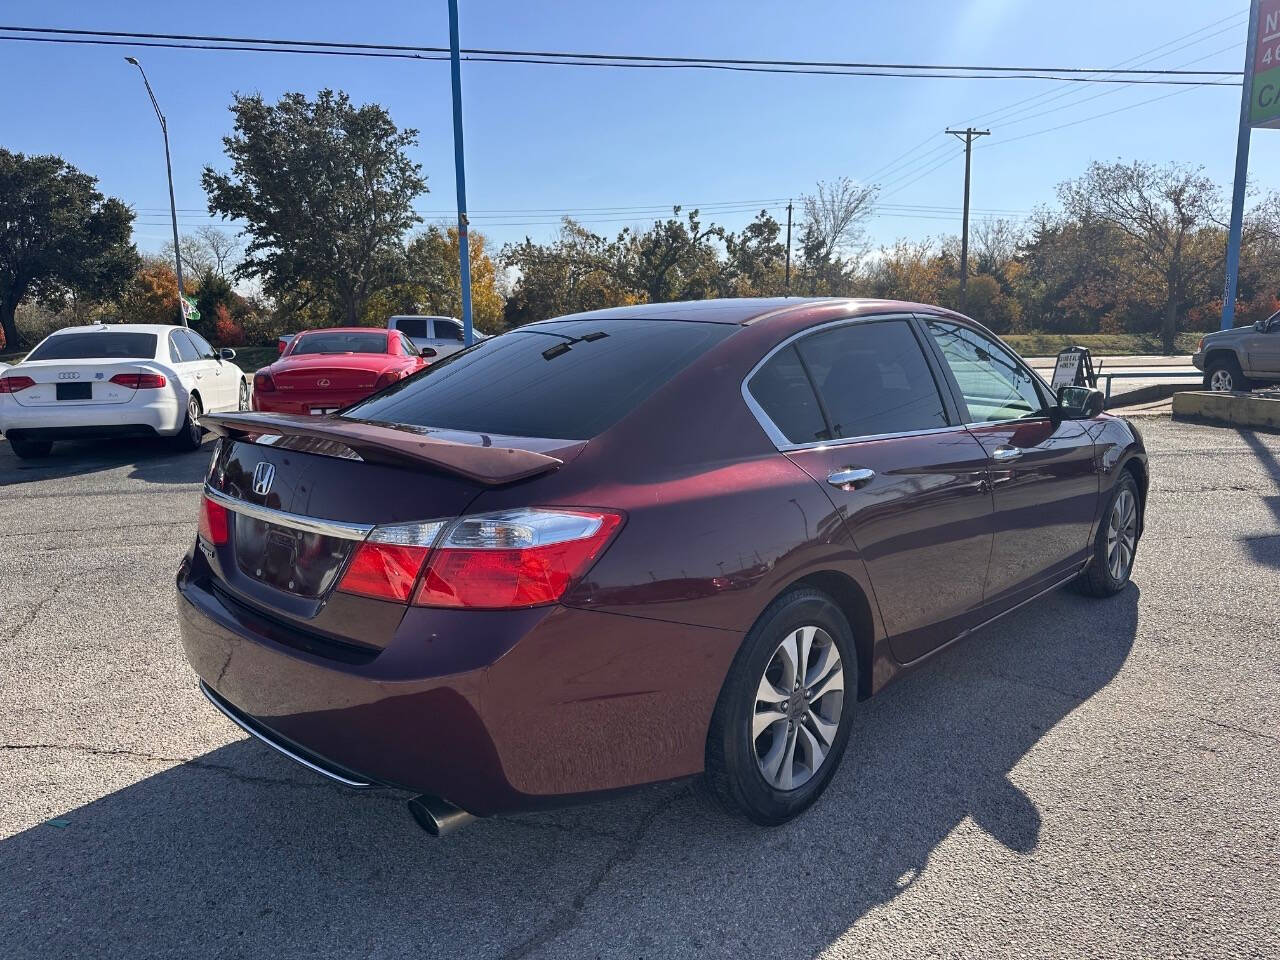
[1074,472,1140,597]
[1205,357,1250,393]
[704,588,856,826]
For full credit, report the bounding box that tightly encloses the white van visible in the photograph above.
[387,315,484,359]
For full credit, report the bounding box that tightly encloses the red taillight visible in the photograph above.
[337,542,431,602]
[198,495,229,546]
[416,509,623,609]
[110,373,167,389]
[374,369,405,390]
[253,371,276,393]
[0,375,35,394]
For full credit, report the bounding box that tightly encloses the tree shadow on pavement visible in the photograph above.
[0,585,1138,960]
[0,436,212,487]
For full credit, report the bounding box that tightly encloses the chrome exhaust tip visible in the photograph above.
[408,794,476,836]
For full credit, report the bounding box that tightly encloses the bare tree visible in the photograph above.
[799,177,878,294]
[1061,161,1221,353]
[972,218,1024,275]
[194,226,242,278]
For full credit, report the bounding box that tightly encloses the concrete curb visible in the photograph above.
[1105,383,1185,409]
[1171,391,1280,430]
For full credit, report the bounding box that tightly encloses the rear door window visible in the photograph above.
[433,319,465,342]
[796,320,949,439]
[344,318,735,440]
[746,345,830,445]
[28,331,158,361]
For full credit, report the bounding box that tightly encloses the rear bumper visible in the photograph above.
[252,392,370,416]
[0,394,183,437]
[176,554,740,815]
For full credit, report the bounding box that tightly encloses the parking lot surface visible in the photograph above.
[1,419,1277,959]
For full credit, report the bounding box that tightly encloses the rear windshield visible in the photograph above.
[27,331,158,361]
[291,332,389,355]
[344,318,735,440]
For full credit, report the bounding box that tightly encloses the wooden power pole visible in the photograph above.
[945,127,990,311]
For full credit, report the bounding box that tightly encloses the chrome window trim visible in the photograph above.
[204,485,374,542]
[740,312,955,452]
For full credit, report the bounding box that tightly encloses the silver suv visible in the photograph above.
[1193,310,1280,391]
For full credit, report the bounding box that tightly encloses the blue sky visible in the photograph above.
[0,0,1268,259]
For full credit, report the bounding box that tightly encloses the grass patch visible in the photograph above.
[1002,333,1201,357]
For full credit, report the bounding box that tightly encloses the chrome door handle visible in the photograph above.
[991,446,1022,463]
[827,467,875,489]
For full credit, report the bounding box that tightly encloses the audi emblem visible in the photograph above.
[316,378,331,388]
[57,372,81,380]
[252,461,276,497]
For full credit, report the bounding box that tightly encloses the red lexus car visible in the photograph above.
[251,327,428,416]
[177,298,1147,835]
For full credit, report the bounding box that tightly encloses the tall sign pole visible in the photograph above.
[784,200,793,295]
[945,127,990,312]
[447,0,474,346]
[1222,0,1268,331]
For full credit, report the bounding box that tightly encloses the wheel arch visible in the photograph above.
[785,570,876,701]
[1203,347,1242,372]
[1119,455,1148,537]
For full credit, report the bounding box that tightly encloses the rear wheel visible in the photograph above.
[8,436,53,459]
[238,378,250,411]
[1205,356,1250,393]
[1074,472,1140,597]
[171,393,203,451]
[705,588,856,825]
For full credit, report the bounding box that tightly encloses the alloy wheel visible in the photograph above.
[188,396,202,443]
[1209,368,1234,392]
[238,380,250,411]
[752,625,844,791]
[1106,488,1138,582]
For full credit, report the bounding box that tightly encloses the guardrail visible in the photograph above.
[1098,370,1203,401]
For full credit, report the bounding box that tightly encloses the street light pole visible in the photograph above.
[447,0,474,347]
[126,56,186,327]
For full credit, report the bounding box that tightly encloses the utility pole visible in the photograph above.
[945,127,990,312]
[1222,0,1263,331]
[126,56,186,327]
[784,200,793,295]
[447,0,474,346]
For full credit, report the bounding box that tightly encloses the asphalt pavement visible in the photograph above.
[1,420,1277,959]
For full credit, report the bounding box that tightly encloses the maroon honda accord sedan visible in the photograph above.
[176,298,1147,832]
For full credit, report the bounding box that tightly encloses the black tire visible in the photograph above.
[171,393,204,452]
[237,378,250,411]
[1074,471,1141,597]
[705,587,857,826]
[1204,356,1250,393]
[8,435,53,459]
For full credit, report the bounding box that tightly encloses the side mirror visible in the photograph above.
[1057,385,1105,419]
[219,347,237,361]
[420,347,438,358]
[1255,320,1267,332]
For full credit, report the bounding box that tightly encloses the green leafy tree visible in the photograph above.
[501,219,634,328]
[0,149,137,349]
[617,206,723,303]
[202,89,427,326]
[366,226,505,331]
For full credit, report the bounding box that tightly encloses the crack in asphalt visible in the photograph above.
[0,520,191,538]
[0,741,398,793]
[1195,717,1280,745]
[498,787,689,960]
[1,587,61,644]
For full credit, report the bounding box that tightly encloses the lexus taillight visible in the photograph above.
[334,509,623,609]
[0,375,35,393]
[374,369,406,390]
[110,373,167,389]
[253,371,276,393]
[198,495,229,546]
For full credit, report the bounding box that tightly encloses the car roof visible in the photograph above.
[527,297,961,327]
[48,323,185,336]
[295,327,393,335]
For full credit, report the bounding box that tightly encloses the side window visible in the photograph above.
[435,319,465,342]
[796,320,949,439]
[925,320,1046,423]
[747,345,829,445]
[187,329,218,359]
[170,331,199,363]
[395,317,428,339]
[400,334,419,356]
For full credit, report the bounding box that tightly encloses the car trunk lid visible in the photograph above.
[271,358,381,393]
[7,360,157,406]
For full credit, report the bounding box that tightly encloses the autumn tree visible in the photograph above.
[203,90,426,325]
[1061,161,1222,353]
[367,226,504,331]
[501,220,633,328]
[0,149,137,349]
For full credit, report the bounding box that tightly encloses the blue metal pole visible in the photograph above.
[448,0,474,346]
[1222,0,1262,332]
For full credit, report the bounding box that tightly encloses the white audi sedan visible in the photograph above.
[0,323,249,459]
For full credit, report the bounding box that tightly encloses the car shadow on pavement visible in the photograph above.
[0,436,212,487]
[1235,428,1280,569]
[0,585,1138,960]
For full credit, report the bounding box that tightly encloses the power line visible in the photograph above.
[0,26,1244,85]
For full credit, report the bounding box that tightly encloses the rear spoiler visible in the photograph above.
[200,412,563,485]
